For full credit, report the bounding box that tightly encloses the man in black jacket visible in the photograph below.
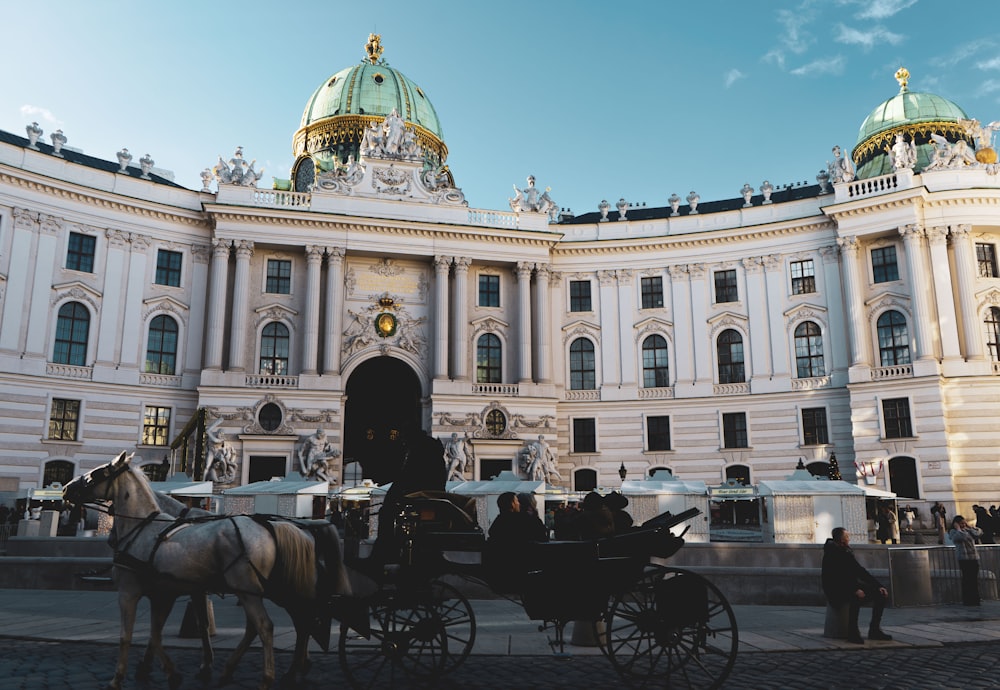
[821,527,892,643]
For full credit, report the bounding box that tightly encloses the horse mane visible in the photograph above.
[271,521,316,597]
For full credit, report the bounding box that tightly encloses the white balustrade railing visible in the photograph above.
[471,382,520,396]
[872,364,913,380]
[251,190,311,209]
[46,363,93,379]
[467,209,518,229]
[639,386,675,399]
[843,173,899,200]
[139,373,183,387]
[565,389,600,401]
[713,382,750,396]
[245,374,299,388]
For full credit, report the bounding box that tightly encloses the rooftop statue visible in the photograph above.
[298,428,340,483]
[827,145,855,183]
[360,109,422,161]
[925,133,979,171]
[509,175,558,219]
[888,133,917,171]
[213,146,264,187]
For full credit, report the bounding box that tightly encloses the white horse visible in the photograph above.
[63,452,319,690]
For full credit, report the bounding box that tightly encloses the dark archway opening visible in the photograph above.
[344,357,422,485]
[888,456,920,499]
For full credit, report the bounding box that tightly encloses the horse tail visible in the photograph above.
[271,521,316,598]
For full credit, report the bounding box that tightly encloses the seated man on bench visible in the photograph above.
[821,526,892,644]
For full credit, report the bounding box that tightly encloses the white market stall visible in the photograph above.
[757,468,869,544]
[620,476,710,542]
[149,475,218,513]
[222,473,328,518]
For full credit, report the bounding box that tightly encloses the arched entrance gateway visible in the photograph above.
[343,357,423,485]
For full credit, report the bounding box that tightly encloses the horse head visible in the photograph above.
[63,450,134,507]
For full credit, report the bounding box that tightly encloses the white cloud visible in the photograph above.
[763,49,786,70]
[931,39,996,68]
[982,79,1000,93]
[978,56,1000,71]
[724,69,746,88]
[856,0,918,19]
[776,7,816,54]
[835,24,904,51]
[790,56,847,76]
[19,105,61,127]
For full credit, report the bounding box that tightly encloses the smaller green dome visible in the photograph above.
[852,68,971,178]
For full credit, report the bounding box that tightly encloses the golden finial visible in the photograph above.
[895,66,910,92]
[365,33,384,65]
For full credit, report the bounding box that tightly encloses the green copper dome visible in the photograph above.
[852,67,971,178]
[289,35,448,192]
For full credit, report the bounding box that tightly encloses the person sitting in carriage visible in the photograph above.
[486,492,549,590]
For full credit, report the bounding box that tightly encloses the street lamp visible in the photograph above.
[618,462,627,481]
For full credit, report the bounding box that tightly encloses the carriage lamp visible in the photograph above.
[618,462,627,481]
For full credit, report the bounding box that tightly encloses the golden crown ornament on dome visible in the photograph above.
[365,34,384,65]
[895,66,910,91]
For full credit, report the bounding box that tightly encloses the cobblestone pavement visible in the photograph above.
[2,638,999,690]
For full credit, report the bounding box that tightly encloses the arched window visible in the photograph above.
[641,334,670,388]
[53,302,89,366]
[985,307,1000,361]
[259,322,290,375]
[888,456,919,499]
[43,460,75,487]
[806,461,830,478]
[569,338,596,390]
[145,315,178,375]
[476,333,502,383]
[725,464,751,486]
[794,321,825,378]
[573,468,597,492]
[717,329,745,384]
[877,310,911,366]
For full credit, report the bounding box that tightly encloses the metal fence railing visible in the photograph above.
[888,544,1000,605]
[0,523,13,555]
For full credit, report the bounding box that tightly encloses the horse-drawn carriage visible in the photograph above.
[340,493,738,690]
[63,453,737,690]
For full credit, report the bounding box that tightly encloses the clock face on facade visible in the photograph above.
[375,312,397,337]
[485,409,506,436]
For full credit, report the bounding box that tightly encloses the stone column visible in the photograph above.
[301,245,324,375]
[94,229,128,366]
[687,264,712,384]
[0,209,38,353]
[23,215,61,357]
[950,225,985,361]
[204,238,231,370]
[926,226,962,362]
[516,261,533,384]
[227,239,253,372]
[598,270,619,386]
[617,269,636,386]
[899,225,935,361]
[534,263,552,383]
[820,245,848,378]
[186,244,211,371]
[433,256,451,380]
[742,257,770,379]
[668,265,693,387]
[837,237,868,368]
[322,247,345,375]
[119,233,150,368]
[451,257,470,380]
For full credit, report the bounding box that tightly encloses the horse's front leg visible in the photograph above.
[240,595,276,690]
[280,611,312,688]
[112,588,141,690]
[192,594,214,681]
[219,616,257,686]
[143,594,181,689]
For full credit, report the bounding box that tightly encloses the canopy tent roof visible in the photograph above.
[223,472,327,496]
[757,479,868,496]
[149,474,215,498]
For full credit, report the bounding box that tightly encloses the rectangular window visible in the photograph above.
[155,249,183,287]
[882,398,913,439]
[572,418,597,453]
[640,276,664,309]
[647,415,671,451]
[871,246,899,283]
[977,243,998,278]
[478,274,500,307]
[714,269,738,303]
[142,406,171,446]
[801,407,829,445]
[790,259,816,295]
[722,412,748,449]
[265,259,292,294]
[569,280,592,312]
[49,398,80,441]
[66,232,96,273]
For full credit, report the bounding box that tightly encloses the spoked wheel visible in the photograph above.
[338,578,475,688]
[604,565,737,690]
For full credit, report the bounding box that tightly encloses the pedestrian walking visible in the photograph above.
[949,515,983,606]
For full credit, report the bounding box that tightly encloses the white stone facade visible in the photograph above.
[2,117,1000,522]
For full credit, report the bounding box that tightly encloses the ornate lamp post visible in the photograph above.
[618,462,627,482]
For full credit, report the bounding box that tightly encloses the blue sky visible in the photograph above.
[3,0,999,215]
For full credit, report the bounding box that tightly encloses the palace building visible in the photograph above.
[2,39,999,518]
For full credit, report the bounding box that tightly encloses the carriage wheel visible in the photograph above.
[604,566,737,690]
[338,579,475,688]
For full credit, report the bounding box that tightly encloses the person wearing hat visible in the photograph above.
[949,515,983,606]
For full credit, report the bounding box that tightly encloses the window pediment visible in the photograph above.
[50,281,101,310]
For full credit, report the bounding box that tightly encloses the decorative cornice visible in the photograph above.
[0,169,209,229]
